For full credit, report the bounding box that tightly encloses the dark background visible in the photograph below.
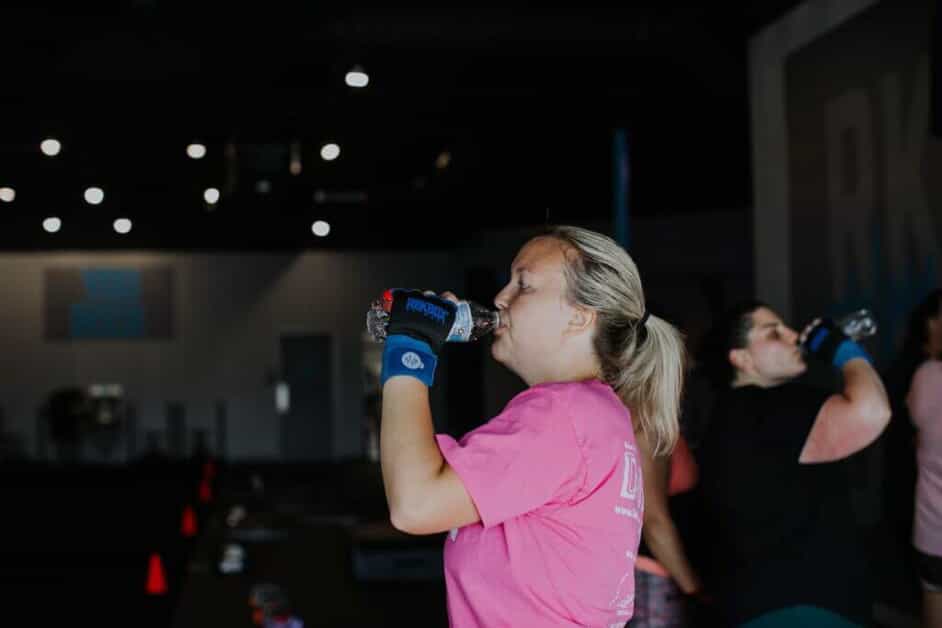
[0,2,805,251]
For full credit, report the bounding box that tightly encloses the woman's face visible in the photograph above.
[731,307,807,386]
[491,237,582,385]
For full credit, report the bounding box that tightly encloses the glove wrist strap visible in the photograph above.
[381,335,438,387]
[833,340,872,368]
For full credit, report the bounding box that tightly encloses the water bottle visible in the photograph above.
[799,308,877,358]
[365,289,501,343]
[835,308,878,341]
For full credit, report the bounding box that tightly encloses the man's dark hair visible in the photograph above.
[697,300,768,388]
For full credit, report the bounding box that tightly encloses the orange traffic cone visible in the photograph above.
[198,477,212,503]
[181,505,198,538]
[145,552,168,595]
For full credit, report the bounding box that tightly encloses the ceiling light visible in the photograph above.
[41,138,61,156]
[113,218,132,234]
[345,68,369,88]
[204,187,220,204]
[312,220,331,237]
[320,143,340,161]
[0,187,15,202]
[43,217,61,233]
[187,143,207,159]
[436,151,452,169]
[84,187,104,205]
[290,140,302,175]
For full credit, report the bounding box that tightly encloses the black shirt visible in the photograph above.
[696,382,871,625]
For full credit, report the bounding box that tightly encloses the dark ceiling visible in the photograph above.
[0,2,803,250]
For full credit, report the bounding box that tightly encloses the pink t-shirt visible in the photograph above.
[909,360,942,556]
[435,379,643,627]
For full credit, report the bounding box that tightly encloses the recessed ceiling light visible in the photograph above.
[0,187,15,202]
[84,187,104,205]
[345,68,369,88]
[41,138,62,156]
[320,143,340,161]
[113,218,132,234]
[204,187,220,204]
[43,217,61,233]
[312,220,331,237]
[187,143,207,159]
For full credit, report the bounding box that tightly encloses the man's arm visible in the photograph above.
[799,358,891,463]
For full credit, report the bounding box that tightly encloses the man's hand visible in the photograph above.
[800,318,871,368]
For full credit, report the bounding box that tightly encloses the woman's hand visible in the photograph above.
[386,289,458,353]
[439,291,460,304]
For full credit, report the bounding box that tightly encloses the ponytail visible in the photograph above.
[608,314,685,455]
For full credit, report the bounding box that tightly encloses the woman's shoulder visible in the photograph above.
[513,378,615,398]
[545,379,623,409]
[915,359,942,374]
[908,360,942,421]
[507,380,624,420]
[913,360,942,388]
[501,382,572,419]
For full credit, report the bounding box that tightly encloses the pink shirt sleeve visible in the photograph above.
[435,386,586,528]
[909,360,942,428]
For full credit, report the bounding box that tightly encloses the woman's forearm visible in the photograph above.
[643,517,701,594]
[380,376,446,523]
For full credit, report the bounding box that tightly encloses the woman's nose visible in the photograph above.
[493,286,510,310]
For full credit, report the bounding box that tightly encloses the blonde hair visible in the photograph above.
[546,226,685,455]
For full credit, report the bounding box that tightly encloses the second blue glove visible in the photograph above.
[802,319,872,368]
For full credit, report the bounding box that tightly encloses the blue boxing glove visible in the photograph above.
[381,289,457,387]
[802,318,872,368]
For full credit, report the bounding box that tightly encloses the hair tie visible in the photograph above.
[637,311,650,344]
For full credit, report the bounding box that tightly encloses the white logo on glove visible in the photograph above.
[401,351,424,370]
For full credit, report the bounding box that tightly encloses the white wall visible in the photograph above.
[0,250,460,460]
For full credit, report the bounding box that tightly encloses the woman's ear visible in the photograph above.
[568,305,597,334]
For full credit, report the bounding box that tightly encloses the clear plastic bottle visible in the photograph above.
[800,308,877,358]
[365,290,500,343]
[835,308,878,341]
